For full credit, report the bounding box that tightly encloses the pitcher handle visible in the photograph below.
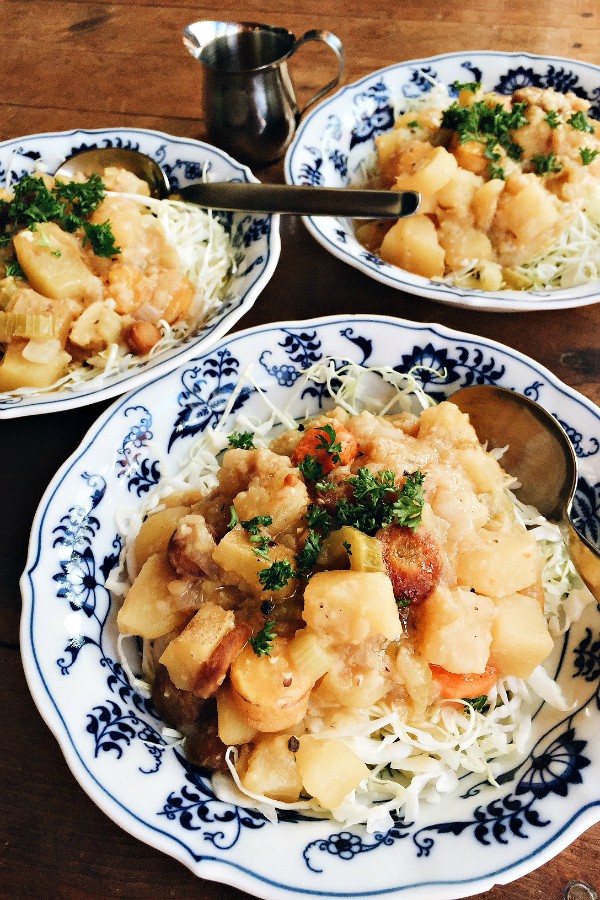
[292,30,345,116]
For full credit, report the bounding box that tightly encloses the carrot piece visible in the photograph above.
[291,425,358,474]
[430,663,499,700]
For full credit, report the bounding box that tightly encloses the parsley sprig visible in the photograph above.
[530,152,563,175]
[335,468,426,535]
[567,111,594,134]
[241,515,273,561]
[580,147,600,165]
[1,173,120,258]
[441,99,527,178]
[228,431,255,449]
[249,620,277,656]
[258,559,295,592]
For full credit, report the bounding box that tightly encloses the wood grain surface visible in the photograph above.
[1,1,599,898]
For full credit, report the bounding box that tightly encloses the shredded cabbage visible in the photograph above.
[111,358,593,830]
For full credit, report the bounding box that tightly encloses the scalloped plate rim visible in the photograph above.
[0,126,281,419]
[20,313,600,899]
[284,50,600,312]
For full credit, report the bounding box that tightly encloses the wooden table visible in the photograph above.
[1,1,599,897]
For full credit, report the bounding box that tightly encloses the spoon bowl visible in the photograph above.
[54,146,420,217]
[450,384,600,597]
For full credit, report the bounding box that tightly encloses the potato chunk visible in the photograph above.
[416,584,494,674]
[13,222,101,302]
[302,570,401,644]
[240,734,304,802]
[117,552,191,639]
[490,592,553,678]
[379,214,445,279]
[68,299,122,353]
[457,528,541,596]
[296,737,369,809]
[212,525,297,598]
[132,505,190,576]
[0,338,71,390]
[159,603,236,693]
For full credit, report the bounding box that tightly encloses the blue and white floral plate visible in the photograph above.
[21,315,600,898]
[0,127,280,418]
[285,52,600,312]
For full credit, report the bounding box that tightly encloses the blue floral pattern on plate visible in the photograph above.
[0,128,280,419]
[285,52,600,313]
[21,316,600,899]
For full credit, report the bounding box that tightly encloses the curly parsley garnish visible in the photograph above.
[544,110,561,129]
[580,147,600,166]
[296,530,323,575]
[335,468,425,535]
[82,221,121,258]
[462,694,489,713]
[567,111,594,134]
[298,454,325,485]
[241,515,273,561]
[249,620,277,656]
[258,559,295,592]
[451,80,482,94]
[228,431,255,449]
[530,152,563,175]
[441,99,527,179]
[2,173,120,258]
[4,259,25,279]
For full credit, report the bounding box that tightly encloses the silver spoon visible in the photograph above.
[54,147,420,219]
[449,384,600,599]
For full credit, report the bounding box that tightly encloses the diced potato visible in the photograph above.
[354,219,393,251]
[418,400,479,444]
[472,178,505,231]
[232,451,309,537]
[302,570,401,644]
[393,145,458,195]
[415,584,495,674]
[455,444,506,493]
[490,592,554,678]
[457,528,541,596]
[494,178,559,244]
[379,214,445,279]
[437,215,494,270]
[68,299,122,353]
[451,140,489,175]
[217,683,258,745]
[0,337,71,390]
[212,525,297,599]
[159,603,235,691]
[132,505,190,576]
[117,552,191,639]
[240,734,303,802]
[314,664,389,709]
[13,222,101,301]
[436,168,483,211]
[296,737,369,809]
[230,637,312,732]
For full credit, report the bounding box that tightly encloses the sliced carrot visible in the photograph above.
[291,425,359,474]
[430,663,499,700]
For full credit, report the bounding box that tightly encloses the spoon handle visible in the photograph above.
[176,182,420,218]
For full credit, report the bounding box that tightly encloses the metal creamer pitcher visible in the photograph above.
[183,20,344,166]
